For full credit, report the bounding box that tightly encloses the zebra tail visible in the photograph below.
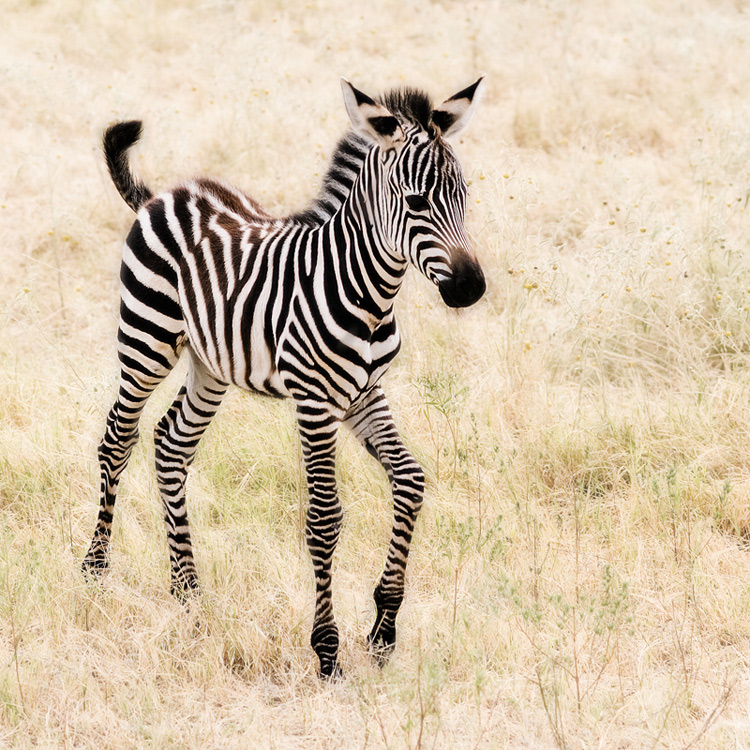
[103,120,154,213]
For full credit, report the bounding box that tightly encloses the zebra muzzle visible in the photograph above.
[438,252,486,308]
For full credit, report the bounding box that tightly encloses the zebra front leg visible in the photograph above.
[345,387,425,664]
[154,355,227,598]
[297,401,344,679]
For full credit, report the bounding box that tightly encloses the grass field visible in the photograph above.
[3,0,750,747]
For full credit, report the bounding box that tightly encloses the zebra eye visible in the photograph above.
[406,194,430,213]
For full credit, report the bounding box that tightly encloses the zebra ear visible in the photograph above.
[431,76,485,139]
[341,78,405,151]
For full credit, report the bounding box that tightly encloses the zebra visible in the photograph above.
[83,77,486,678]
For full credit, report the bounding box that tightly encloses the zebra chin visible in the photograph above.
[437,257,486,308]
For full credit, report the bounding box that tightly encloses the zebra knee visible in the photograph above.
[98,428,139,457]
[153,410,172,449]
[153,413,182,467]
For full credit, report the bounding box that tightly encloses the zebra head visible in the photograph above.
[341,78,486,309]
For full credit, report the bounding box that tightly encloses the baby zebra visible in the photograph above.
[83,78,486,678]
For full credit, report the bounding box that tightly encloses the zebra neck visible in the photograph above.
[322,181,407,319]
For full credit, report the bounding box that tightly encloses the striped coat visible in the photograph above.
[84,78,485,678]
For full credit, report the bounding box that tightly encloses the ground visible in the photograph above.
[2,0,750,747]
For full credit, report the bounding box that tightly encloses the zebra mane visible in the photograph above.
[291,130,370,226]
[291,86,435,226]
[378,87,435,134]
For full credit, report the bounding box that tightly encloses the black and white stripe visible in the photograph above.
[84,78,485,678]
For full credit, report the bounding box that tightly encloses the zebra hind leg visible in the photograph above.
[82,366,171,579]
[344,387,425,665]
[153,354,227,598]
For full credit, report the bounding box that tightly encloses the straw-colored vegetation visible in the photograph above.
[2,0,750,747]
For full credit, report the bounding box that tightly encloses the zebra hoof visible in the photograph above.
[81,553,109,582]
[170,574,201,602]
[319,659,344,681]
[367,625,397,667]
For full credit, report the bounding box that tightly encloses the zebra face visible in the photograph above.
[342,77,486,309]
[393,135,486,309]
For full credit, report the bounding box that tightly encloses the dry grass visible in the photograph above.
[3,0,750,747]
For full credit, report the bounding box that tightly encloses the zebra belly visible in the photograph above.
[178,275,291,398]
[184,321,290,398]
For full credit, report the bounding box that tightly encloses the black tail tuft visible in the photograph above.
[103,120,154,213]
